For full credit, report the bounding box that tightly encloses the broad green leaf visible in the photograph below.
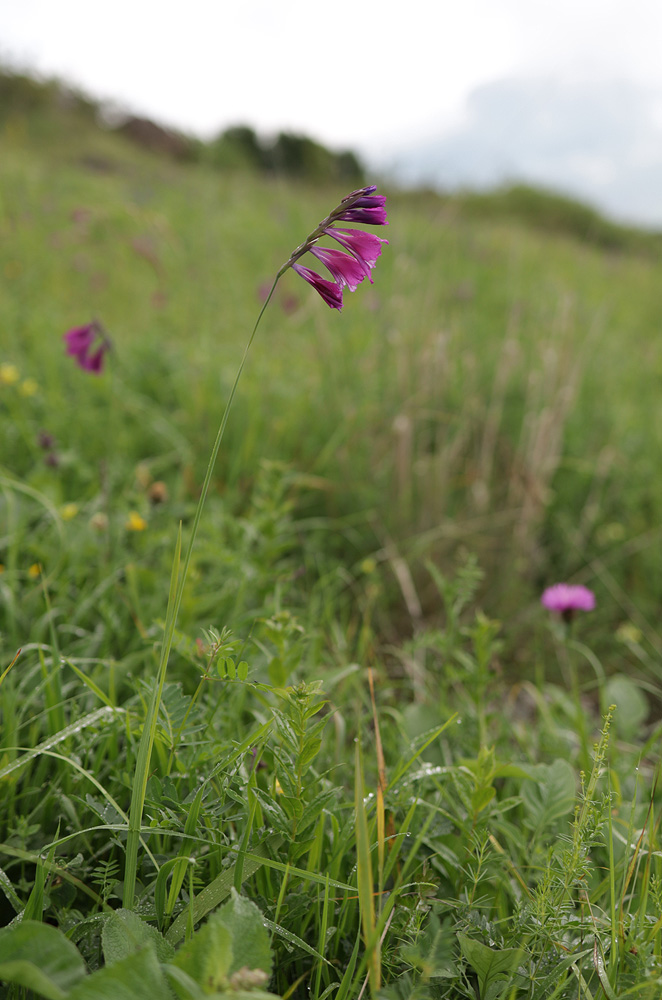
[214,889,272,979]
[68,943,171,1000]
[172,918,233,992]
[102,908,175,965]
[458,932,521,994]
[0,921,87,999]
[605,675,648,739]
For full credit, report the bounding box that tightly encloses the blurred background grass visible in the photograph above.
[1,67,661,682]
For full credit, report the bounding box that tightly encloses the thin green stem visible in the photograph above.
[123,274,281,910]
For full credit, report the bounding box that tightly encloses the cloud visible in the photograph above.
[384,77,662,227]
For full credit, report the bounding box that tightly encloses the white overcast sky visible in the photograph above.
[2,0,662,152]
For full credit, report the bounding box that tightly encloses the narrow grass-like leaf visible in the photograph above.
[124,524,181,910]
[165,783,205,921]
[262,915,329,964]
[0,707,120,779]
[354,739,379,994]
[166,836,282,945]
[63,656,114,707]
[313,874,332,998]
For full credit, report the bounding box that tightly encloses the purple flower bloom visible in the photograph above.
[64,324,95,362]
[282,185,388,310]
[63,321,110,374]
[291,263,344,310]
[307,245,370,291]
[335,187,388,226]
[541,583,596,622]
[324,228,388,282]
[334,205,389,226]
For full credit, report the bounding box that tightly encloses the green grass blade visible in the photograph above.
[123,523,182,910]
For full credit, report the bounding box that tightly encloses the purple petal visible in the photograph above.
[541,584,596,613]
[348,194,387,209]
[292,263,344,310]
[82,345,107,374]
[308,246,369,292]
[335,205,388,226]
[63,324,94,359]
[325,227,388,279]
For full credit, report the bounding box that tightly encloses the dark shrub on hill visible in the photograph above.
[264,130,364,183]
[114,114,195,161]
[205,125,265,170]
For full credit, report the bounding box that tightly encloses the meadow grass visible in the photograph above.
[0,101,661,998]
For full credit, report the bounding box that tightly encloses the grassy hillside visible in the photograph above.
[1,76,662,999]
[2,92,661,649]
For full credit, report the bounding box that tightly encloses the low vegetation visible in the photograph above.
[1,69,661,998]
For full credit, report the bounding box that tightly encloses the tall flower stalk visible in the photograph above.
[123,185,388,908]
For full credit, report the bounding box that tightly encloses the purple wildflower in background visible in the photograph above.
[541,583,596,623]
[63,320,111,374]
[281,185,388,310]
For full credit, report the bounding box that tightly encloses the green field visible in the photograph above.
[1,80,661,998]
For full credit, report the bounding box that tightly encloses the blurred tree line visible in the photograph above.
[0,66,364,184]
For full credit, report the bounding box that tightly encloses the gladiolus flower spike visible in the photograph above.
[63,320,111,374]
[280,185,388,310]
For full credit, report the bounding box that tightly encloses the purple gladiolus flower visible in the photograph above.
[335,205,389,226]
[291,264,344,310]
[307,246,370,291]
[63,320,111,374]
[324,228,388,281]
[64,324,95,362]
[281,185,388,310]
[541,583,596,622]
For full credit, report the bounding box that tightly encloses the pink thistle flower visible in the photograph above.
[63,320,111,374]
[281,185,388,310]
[541,583,596,623]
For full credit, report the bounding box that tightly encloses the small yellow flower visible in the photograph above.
[0,363,20,386]
[126,511,147,532]
[60,503,79,521]
[19,378,39,397]
[274,778,284,796]
[28,563,42,579]
[615,623,642,645]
